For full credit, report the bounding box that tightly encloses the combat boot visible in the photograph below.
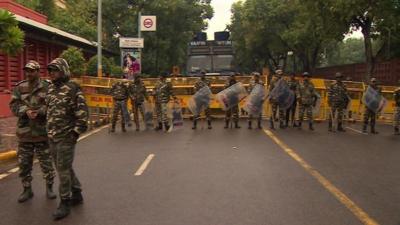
[164,122,170,132]
[154,122,163,131]
[257,120,262,129]
[46,183,57,199]
[224,120,229,129]
[395,127,400,135]
[192,119,197,130]
[207,120,212,129]
[71,188,83,206]
[371,126,379,134]
[362,125,368,134]
[248,121,252,129]
[309,123,314,131]
[337,123,346,132]
[279,121,285,129]
[121,124,127,132]
[328,121,333,132]
[297,122,302,130]
[234,121,241,129]
[52,199,70,220]
[270,120,275,130]
[18,186,33,203]
[110,124,116,133]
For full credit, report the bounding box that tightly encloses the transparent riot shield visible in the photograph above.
[244,84,266,116]
[169,99,184,132]
[362,86,387,113]
[268,79,295,110]
[216,82,248,111]
[188,86,212,116]
[143,101,154,129]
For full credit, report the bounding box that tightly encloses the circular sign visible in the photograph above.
[143,19,153,28]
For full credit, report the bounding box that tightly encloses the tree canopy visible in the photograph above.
[0,9,24,56]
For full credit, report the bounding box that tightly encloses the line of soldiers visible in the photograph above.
[9,59,89,220]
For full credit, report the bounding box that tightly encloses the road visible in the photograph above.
[0,120,399,225]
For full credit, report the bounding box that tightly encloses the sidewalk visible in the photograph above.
[0,117,17,153]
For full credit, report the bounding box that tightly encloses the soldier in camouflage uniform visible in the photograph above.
[285,73,299,127]
[110,79,130,132]
[247,72,264,129]
[46,58,88,220]
[129,75,148,131]
[192,71,212,129]
[296,72,318,131]
[269,70,286,129]
[362,78,381,134]
[9,60,57,203]
[394,80,400,135]
[327,72,350,132]
[153,72,175,131]
[224,73,241,129]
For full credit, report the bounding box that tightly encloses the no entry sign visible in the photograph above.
[141,16,157,31]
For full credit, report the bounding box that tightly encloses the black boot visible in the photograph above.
[234,121,241,129]
[337,123,346,132]
[371,126,379,134]
[192,119,197,130]
[71,188,83,206]
[362,124,368,134]
[46,183,57,200]
[122,124,127,132]
[328,121,333,132]
[207,120,212,129]
[395,127,400,135]
[270,119,275,130]
[52,199,71,220]
[110,124,116,133]
[155,122,163,131]
[18,186,33,203]
[248,121,252,129]
[164,122,170,132]
[309,123,314,131]
[257,120,262,129]
[224,120,229,129]
[279,121,285,129]
[298,122,302,130]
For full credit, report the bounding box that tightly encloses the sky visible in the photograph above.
[206,0,239,40]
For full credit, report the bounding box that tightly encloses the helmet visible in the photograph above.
[335,72,343,79]
[47,58,70,76]
[302,72,310,77]
[251,72,260,77]
[370,78,377,83]
[275,69,283,75]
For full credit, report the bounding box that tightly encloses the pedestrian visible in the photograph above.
[224,73,241,129]
[297,72,318,131]
[129,74,148,131]
[362,78,381,134]
[110,79,130,132]
[327,72,350,132]
[9,60,57,203]
[153,72,175,131]
[192,70,212,129]
[268,69,286,129]
[247,72,264,129]
[285,73,299,127]
[394,80,400,135]
[46,58,88,220]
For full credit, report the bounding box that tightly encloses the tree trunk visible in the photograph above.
[361,19,375,82]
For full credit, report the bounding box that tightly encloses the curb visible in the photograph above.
[0,150,17,161]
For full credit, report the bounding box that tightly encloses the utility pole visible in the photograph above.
[97,0,102,77]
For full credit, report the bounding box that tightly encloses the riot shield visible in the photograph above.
[244,84,266,116]
[216,82,248,111]
[362,86,387,113]
[143,101,154,129]
[188,86,212,116]
[268,79,295,110]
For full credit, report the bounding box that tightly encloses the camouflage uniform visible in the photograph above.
[224,77,240,128]
[110,81,130,132]
[153,78,174,130]
[327,80,349,131]
[285,77,299,127]
[193,77,212,129]
[394,87,400,135]
[129,78,148,131]
[46,58,88,220]
[269,75,286,129]
[247,77,264,129]
[9,60,55,198]
[362,83,381,134]
[297,77,317,130]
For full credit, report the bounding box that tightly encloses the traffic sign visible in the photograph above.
[119,37,144,48]
[141,16,156,31]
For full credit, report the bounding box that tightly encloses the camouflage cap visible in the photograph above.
[47,58,70,76]
[370,77,377,83]
[23,60,40,70]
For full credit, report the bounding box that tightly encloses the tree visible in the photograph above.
[60,47,86,76]
[0,10,24,56]
[87,56,112,76]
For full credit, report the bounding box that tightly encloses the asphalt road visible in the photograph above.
[0,120,399,225]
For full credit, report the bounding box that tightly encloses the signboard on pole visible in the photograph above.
[141,16,156,31]
[119,37,144,48]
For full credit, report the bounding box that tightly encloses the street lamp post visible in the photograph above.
[97,0,102,77]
